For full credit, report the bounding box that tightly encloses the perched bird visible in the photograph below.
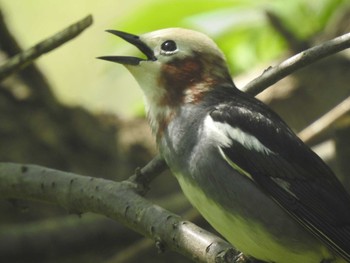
[99,28,350,263]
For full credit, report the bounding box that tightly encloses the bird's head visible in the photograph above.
[99,28,234,136]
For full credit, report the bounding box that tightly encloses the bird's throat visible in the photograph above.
[144,98,175,140]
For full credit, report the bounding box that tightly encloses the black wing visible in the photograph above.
[209,89,350,260]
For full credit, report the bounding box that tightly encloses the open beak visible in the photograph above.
[98,30,156,65]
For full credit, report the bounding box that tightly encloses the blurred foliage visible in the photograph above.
[109,0,348,76]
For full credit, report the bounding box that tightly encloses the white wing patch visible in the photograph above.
[203,114,232,147]
[204,115,273,154]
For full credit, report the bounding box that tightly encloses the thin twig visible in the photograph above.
[129,155,168,194]
[298,95,350,145]
[243,32,350,96]
[0,9,56,103]
[0,15,93,81]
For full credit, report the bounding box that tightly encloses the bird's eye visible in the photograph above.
[160,40,178,55]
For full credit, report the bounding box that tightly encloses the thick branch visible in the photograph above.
[243,32,350,96]
[0,163,237,263]
[0,15,93,81]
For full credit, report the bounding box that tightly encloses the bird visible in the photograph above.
[98,28,350,263]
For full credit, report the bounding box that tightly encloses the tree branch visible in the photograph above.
[129,154,168,195]
[0,9,56,103]
[243,31,350,96]
[0,163,238,263]
[298,95,350,145]
[0,15,93,81]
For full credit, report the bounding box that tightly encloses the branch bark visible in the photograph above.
[0,163,238,263]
